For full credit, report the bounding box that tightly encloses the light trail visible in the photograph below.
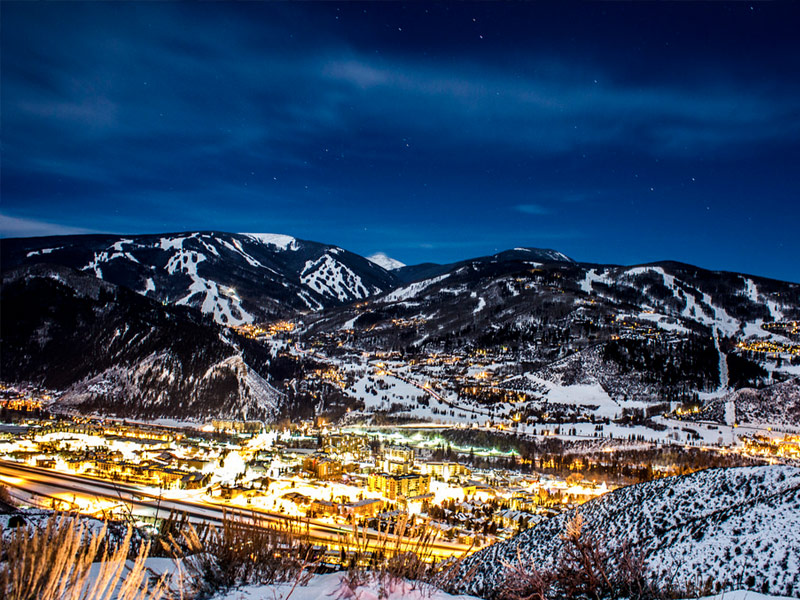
[0,460,473,560]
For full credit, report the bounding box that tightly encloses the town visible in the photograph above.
[1,380,792,564]
[0,408,614,554]
[1,311,797,562]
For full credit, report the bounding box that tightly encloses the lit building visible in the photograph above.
[303,454,343,480]
[379,446,415,474]
[368,472,431,500]
[419,461,470,481]
[341,498,384,518]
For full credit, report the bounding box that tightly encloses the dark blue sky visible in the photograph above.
[2,2,799,282]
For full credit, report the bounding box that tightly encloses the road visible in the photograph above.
[0,460,473,559]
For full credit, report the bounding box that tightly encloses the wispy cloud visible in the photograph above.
[1,2,797,281]
[0,213,102,238]
[321,55,800,156]
[515,204,550,215]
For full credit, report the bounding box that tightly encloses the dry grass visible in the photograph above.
[0,514,167,600]
[337,514,474,597]
[0,510,473,600]
[158,511,319,597]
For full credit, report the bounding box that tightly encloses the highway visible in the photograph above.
[0,460,473,559]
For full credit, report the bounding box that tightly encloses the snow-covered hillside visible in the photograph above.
[698,378,800,431]
[304,251,800,416]
[4,235,799,423]
[1,264,282,421]
[449,466,800,599]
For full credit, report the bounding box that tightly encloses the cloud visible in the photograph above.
[1,1,797,263]
[515,204,550,215]
[4,1,797,200]
[0,213,101,238]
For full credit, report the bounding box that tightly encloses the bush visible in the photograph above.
[500,513,671,600]
[159,512,319,596]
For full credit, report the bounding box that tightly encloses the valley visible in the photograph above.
[1,232,799,599]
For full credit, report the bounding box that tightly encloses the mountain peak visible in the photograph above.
[366,252,406,270]
[239,233,298,251]
[494,247,574,263]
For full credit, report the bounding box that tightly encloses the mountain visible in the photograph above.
[0,264,281,420]
[448,466,800,598]
[3,232,799,424]
[305,255,800,407]
[393,247,574,284]
[0,232,399,325]
[366,252,406,271]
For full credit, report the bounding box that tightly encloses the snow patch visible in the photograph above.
[209,572,480,600]
[159,236,188,251]
[26,246,62,257]
[366,252,406,270]
[142,278,156,295]
[579,268,609,294]
[300,254,371,303]
[241,233,298,251]
[218,238,266,269]
[167,249,253,325]
[382,273,450,303]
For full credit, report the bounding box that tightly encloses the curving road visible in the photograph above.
[0,459,473,559]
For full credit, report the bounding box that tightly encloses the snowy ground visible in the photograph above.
[208,572,480,600]
[691,593,796,600]
[204,574,795,600]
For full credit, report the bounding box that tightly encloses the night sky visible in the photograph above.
[2,3,799,282]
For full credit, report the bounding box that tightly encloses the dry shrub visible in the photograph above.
[159,512,319,596]
[0,513,167,600]
[499,548,556,600]
[556,513,615,599]
[500,513,666,600]
[338,513,474,598]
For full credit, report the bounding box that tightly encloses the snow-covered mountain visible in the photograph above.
[448,466,800,599]
[3,233,799,422]
[0,264,281,420]
[1,232,399,325]
[305,255,800,409]
[366,252,406,271]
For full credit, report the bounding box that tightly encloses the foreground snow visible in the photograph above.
[210,572,480,600]
[692,593,796,600]
[451,466,800,598]
[206,572,797,600]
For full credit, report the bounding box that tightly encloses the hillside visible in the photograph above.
[448,466,800,599]
[305,254,800,412]
[2,233,799,426]
[0,264,281,420]
[693,378,800,430]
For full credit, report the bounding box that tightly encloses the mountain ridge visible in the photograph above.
[2,232,799,424]
[0,231,399,325]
